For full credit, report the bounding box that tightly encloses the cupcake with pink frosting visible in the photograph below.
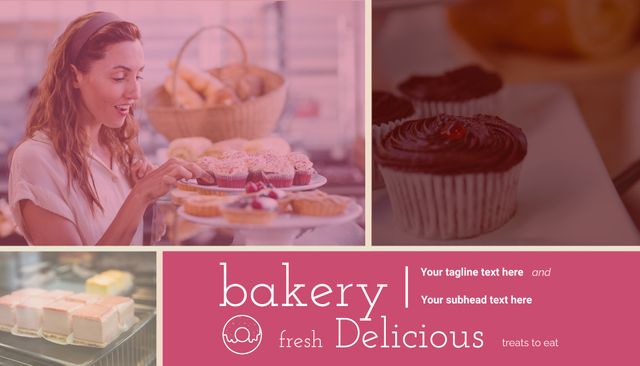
[245,155,266,183]
[262,156,294,188]
[287,152,315,185]
[195,156,217,186]
[211,159,248,188]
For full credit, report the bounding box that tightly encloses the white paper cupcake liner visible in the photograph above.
[411,91,502,118]
[380,162,523,239]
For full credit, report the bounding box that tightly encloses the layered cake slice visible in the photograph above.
[98,296,136,331]
[0,294,23,331]
[72,304,120,347]
[15,297,54,336]
[42,299,84,342]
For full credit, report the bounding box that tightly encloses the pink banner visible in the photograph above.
[163,252,640,365]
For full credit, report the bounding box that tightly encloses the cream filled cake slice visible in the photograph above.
[97,296,136,331]
[72,304,120,347]
[15,297,54,336]
[42,299,84,342]
[0,294,23,331]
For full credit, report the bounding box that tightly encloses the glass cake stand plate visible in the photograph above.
[0,304,156,366]
[373,83,640,245]
[184,174,327,193]
[177,203,363,245]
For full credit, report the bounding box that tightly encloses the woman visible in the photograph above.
[8,12,204,245]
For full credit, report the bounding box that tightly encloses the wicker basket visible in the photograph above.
[145,26,286,142]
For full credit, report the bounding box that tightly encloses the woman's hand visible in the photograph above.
[131,158,156,184]
[131,158,205,206]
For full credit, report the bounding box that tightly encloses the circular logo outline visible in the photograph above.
[222,314,262,355]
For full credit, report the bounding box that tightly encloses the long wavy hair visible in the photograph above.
[25,12,143,213]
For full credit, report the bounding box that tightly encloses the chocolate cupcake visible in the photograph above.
[376,114,527,239]
[372,91,416,189]
[398,65,502,118]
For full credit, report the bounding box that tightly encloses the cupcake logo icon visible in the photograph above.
[222,314,263,355]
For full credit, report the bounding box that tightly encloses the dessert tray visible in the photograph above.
[186,173,327,193]
[0,304,156,366]
[178,202,363,245]
[373,83,640,245]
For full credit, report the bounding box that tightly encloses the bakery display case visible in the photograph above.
[0,252,156,365]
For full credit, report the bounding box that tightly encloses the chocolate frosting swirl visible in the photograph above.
[376,114,527,174]
[398,65,503,102]
[372,91,415,125]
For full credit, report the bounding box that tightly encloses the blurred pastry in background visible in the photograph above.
[167,137,213,161]
[448,0,640,58]
[85,270,133,296]
[243,136,291,156]
[163,74,205,109]
[169,59,239,107]
[398,65,503,117]
[203,138,249,158]
[217,64,265,101]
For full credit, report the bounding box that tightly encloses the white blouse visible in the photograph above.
[8,131,143,245]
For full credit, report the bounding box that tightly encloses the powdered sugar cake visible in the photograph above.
[0,294,23,331]
[72,304,120,347]
[42,299,84,342]
[15,297,54,337]
[98,296,136,331]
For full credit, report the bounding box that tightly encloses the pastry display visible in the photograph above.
[398,65,503,117]
[189,148,317,189]
[0,289,138,348]
[376,114,527,239]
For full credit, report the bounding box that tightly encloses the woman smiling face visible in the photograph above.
[74,39,145,130]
